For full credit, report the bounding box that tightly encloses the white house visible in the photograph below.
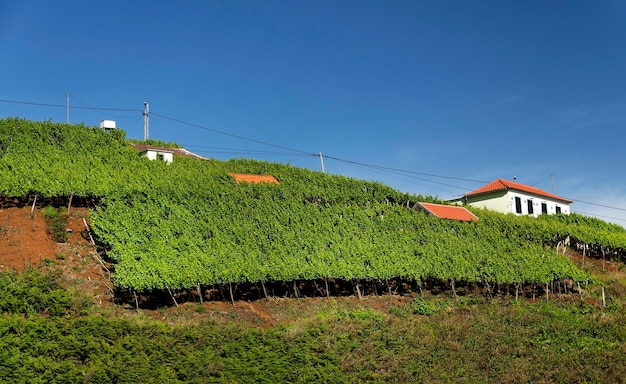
[460,178,572,217]
[130,143,205,163]
[139,148,174,163]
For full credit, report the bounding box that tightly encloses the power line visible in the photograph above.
[567,198,626,212]
[572,210,626,223]
[182,144,300,156]
[150,112,316,156]
[69,95,140,118]
[0,98,141,112]
[322,154,489,184]
[328,157,476,191]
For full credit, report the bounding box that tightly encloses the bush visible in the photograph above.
[42,206,69,243]
[0,268,77,316]
[411,298,434,315]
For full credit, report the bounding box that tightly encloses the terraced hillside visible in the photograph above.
[2,117,626,303]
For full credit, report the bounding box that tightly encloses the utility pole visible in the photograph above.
[319,152,325,173]
[66,92,70,124]
[551,173,555,194]
[143,102,149,141]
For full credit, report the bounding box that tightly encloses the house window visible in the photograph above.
[541,203,548,214]
[556,206,561,215]
[515,197,522,214]
[527,200,534,215]
[157,153,164,161]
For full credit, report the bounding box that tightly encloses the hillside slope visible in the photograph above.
[2,118,626,302]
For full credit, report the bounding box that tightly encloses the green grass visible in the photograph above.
[0,268,625,383]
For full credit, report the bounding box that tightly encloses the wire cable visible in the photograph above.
[322,154,489,184]
[151,112,317,156]
[571,210,626,223]
[0,98,141,112]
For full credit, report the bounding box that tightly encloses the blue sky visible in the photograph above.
[1,1,626,225]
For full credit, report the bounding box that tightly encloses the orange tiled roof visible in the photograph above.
[415,202,479,222]
[465,179,573,203]
[228,173,280,185]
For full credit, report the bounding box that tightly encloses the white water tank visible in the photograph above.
[100,120,116,130]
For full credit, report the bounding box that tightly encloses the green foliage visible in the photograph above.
[0,315,346,383]
[0,269,77,316]
[410,298,435,315]
[0,265,625,383]
[5,118,626,294]
[128,138,182,148]
[42,206,69,243]
[0,117,148,197]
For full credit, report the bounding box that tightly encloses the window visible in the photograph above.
[157,153,164,161]
[541,203,548,214]
[556,206,561,215]
[527,200,534,215]
[515,197,522,214]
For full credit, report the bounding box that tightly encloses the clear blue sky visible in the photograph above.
[2,1,626,225]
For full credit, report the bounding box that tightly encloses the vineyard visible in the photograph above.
[2,117,626,303]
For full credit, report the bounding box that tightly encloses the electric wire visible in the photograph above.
[0,98,141,112]
[572,210,626,223]
[69,95,140,118]
[151,112,316,156]
[322,153,489,184]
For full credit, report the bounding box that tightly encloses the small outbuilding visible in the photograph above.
[413,202,479,222]
[228,173,280,185]
[130,143,205,163]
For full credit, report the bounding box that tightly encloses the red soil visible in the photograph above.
[0,206,113,305]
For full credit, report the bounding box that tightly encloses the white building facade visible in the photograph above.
[461,179,572,217]
[139,149,174,163]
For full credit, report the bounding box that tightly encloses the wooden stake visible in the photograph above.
[354,279,362,300]
[30,195,37,216]
[577,281,583,300]
[67,193,73,214]
[451,279,457,301]
[293,280,300,299]
[133,290,139,312]
[166,286,178,307]
[602,286,606,307]
[197,283,203,304]
[546,283,549,302]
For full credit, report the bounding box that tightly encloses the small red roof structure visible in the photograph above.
[228,173,280,185]
[414,202,479,222]
[464,178,573,203]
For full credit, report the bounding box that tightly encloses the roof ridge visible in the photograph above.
[465,178,573,203]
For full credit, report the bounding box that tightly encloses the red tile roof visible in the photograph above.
[414,202,479,222]
[228,173,280,185]
[464,178,573,203]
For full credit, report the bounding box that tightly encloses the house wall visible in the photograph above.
[506,191,570,217]
[465,191,510,212]
[466,190,570,216]
[141,150,173,163]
